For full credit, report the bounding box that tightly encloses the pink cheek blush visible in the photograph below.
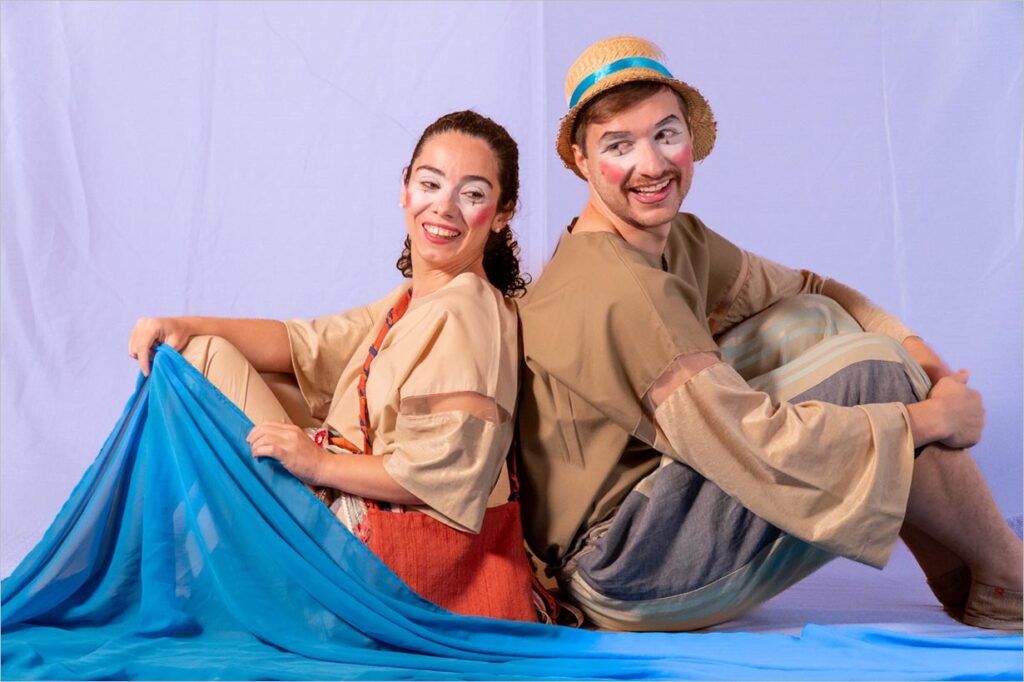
[470,206,495,230]
[669,144,694,168]
[405,190,431,214]
[599,161,629,185]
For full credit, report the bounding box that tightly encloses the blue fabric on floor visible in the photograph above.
[2,346,1021,680]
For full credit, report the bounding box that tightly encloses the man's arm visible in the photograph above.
[648,352,978,449]
[817,278,953,384]
[709,251,954,384]
[645,351,983,567]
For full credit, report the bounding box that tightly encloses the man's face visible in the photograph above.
[574,88,694,230]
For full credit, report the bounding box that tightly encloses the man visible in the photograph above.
[517,35,1022,632]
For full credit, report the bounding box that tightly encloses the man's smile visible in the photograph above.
[629,177,674,204]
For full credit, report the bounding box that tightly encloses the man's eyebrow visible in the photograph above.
[596,116,683,146]
[597,131,632,144]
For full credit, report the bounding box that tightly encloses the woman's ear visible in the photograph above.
[399,166,413,208]
[492,209,513,233]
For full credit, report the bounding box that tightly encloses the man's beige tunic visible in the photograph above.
[518,213,918,570]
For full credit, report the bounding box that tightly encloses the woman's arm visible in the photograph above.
[245,422,424,505]
[128,316,291,376]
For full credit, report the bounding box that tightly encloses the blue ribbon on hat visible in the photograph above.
[569,56,674,109]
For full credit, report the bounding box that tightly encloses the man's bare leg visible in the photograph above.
[909,440,1019,626]
[901,522,966,578]
[900,521,971,615]
[904,446,1021,588]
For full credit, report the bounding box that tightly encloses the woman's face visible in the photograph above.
[401,132,508,278]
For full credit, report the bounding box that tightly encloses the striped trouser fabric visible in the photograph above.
[562,295,930,631]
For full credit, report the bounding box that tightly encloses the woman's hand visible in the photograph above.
[128,317,193,376]
[928,370,985,449]
[247,422,328,485]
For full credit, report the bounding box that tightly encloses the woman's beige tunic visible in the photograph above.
[285,273,519,533]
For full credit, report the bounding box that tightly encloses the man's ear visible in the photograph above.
[572,144,591,181]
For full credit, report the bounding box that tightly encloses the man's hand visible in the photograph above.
[928,370,985,449]
[247,422,328,485]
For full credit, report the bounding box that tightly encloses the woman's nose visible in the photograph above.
[432,192,458,219]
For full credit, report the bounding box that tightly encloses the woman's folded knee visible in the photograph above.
[181,335,251,377]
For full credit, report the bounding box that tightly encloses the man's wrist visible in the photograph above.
[906,399,951,448]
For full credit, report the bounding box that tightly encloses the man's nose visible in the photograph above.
[636,139,670,177]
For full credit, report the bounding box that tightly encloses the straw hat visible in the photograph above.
[556,36,716,178]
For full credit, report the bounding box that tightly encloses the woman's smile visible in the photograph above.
[422,221,463,243]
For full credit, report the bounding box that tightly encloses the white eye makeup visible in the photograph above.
[601,139,634,157]
[414,170,442,193]
[460,184,490,205]
[655,127,685,145]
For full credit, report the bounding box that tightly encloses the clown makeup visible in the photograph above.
[407,166,495,236]
[596,115,690,206]
[578,88,695,232]
[402,133,506,292]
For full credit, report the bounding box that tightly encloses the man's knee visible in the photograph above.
[854,332,930,397]
[795,332,930,405]
[721,295,864,378]
[776,294,862,334]
[782,298,930,396]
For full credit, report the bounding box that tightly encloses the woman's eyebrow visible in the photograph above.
[414,167,492,188]
[460,175,493,188]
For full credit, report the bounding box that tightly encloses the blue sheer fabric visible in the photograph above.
[2,346,1021,680]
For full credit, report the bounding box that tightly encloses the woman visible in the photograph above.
[126,110,534,617]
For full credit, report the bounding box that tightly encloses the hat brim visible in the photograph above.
[556,70,716,179]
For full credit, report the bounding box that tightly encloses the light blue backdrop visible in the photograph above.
[2,1,1021,574]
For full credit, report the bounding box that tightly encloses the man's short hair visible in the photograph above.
[571,81,690,156]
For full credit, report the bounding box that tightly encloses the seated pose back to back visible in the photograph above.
[128,111,533,618]
[517,36,1022,632]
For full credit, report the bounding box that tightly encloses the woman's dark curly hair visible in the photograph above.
[396,110,530,298]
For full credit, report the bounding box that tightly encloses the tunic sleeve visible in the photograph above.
[383,413,510,533]
[654,361,915,568]
[714,252,916,341]
[285,298,390,421]
[380,287,515,534]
